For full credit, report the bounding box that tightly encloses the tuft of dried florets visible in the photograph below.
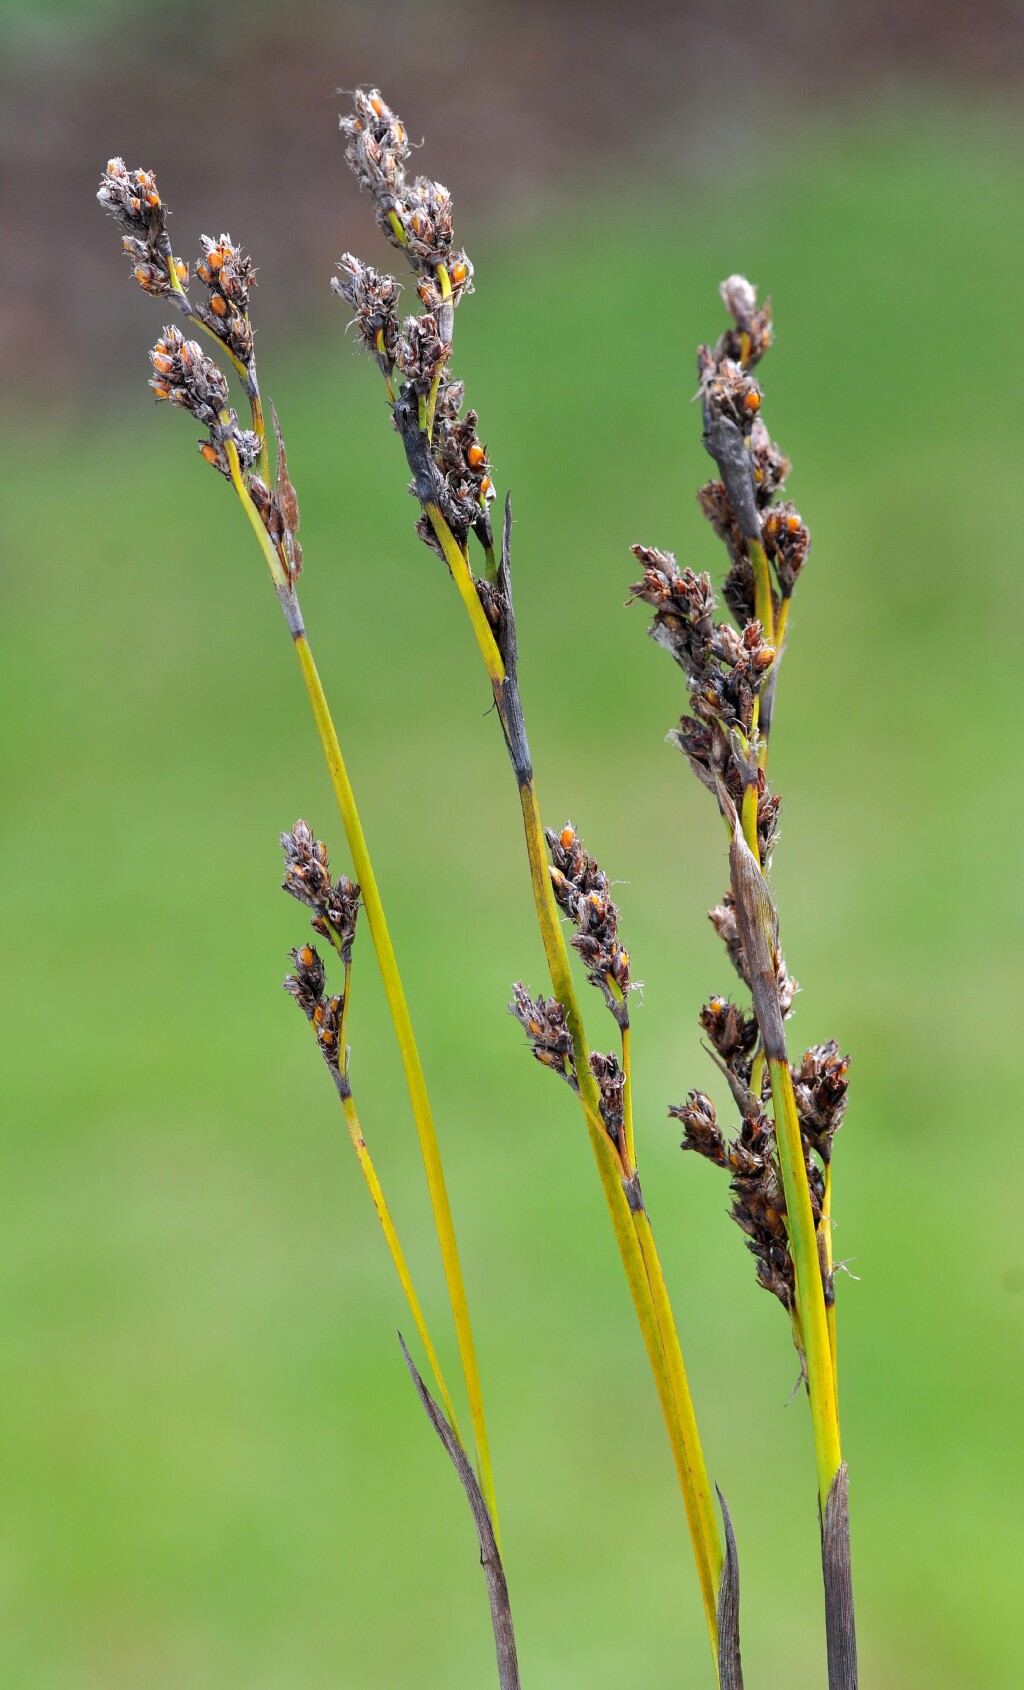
[283,941,327,1016]
[700,996,759,1066]
[398,175,455,271]
[341,87,410,224]
[333,253,401,374]
[589,1051,625,1145]
[761,501,811,596]
[716,274,774,369]
[280,820,360,961]
[193,234,256,364]
[791,1041,849,1164]
[508,983,575,1084]
[149,325,229,423]
[671,1089,727,1165]
[98,159,167,242]
[198,427,262,479]
[628,548,718,681]
[396,312,449,394]
[283,940,346,1073]
[545,823,631,1024]
[122,234,187,296]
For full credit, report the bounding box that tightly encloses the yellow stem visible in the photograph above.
[224,454,499,1545]
[292,631,499,1546]
[515,778,722,1659]
[424,503,505,683]
[769,1056,841,1504]
[419,498,724,1647]
[740,780,760,867]
[748,538,775,641]
[424,264,452,442]
[822,1164,837,1389]
[620,1019,637,1175]
[338,1078,463,1442]
[750,1049,765,1102]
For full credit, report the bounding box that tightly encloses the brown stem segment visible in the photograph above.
[399,1336,520,1690]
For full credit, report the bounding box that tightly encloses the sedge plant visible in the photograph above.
[95,159,516,1680]
[94,104,862,1690]
[332,87,738,1683]
[630,277,857,1687]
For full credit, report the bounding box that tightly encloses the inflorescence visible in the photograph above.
[509,821,635,1152]
[96,161,302,588]
[632,278,849,1321]
[281,820,361,1086]
[333,90,494,566]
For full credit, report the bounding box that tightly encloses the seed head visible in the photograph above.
[508,983,575,1085]
[589,1051,625,1145]
[671,1090,727,1164]
[283,943,327,1017]
[717,275,773,369]
[341,87,411,213]
[333,253,402,374]
[148,325,229,423]
[97,159,166,242]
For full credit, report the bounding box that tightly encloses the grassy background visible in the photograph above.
[3,113,1023,1686]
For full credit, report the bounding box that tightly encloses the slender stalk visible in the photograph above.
[619,1018,637,1174]
[292,629,499,1541]
[821,1166,837,1387]
[769,1057,841,1503]
[223,444,500,1543]
[729,806,842,1510]
[332,1066,463,1442]
[425,495,723,1658]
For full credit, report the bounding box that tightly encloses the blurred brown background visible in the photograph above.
[5,0,1023,402]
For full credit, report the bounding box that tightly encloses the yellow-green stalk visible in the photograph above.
[426,495,723,1658]
[222,433,499,1541]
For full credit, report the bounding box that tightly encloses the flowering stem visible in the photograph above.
[224,444,500,1546]
[165,256,270,484]
[425,496,723,1663]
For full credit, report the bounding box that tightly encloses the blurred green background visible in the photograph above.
[3,2,1024,1685]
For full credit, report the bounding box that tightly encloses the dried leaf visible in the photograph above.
[399,1335,520,1690]
[822,1463,858,1690]
[715,1487,745,1690]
